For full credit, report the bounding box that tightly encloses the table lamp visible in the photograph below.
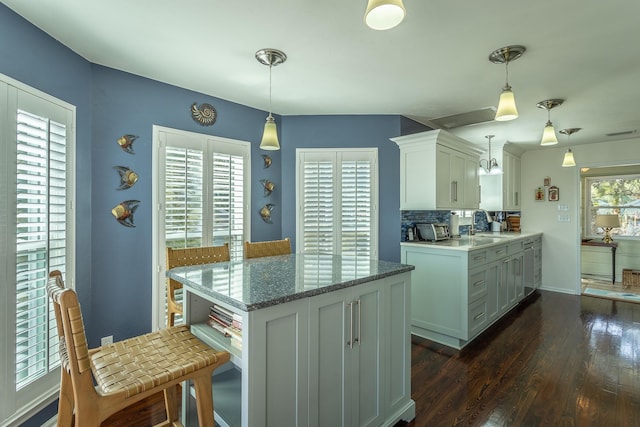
[595,214,620,243]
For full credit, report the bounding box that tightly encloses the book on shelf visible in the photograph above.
[209,304,243,330]
[230,336,243,351]
[223,325,242,340]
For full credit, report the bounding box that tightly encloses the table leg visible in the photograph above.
[612,246,617,284]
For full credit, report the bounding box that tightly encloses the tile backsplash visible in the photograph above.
[401,210,521,241]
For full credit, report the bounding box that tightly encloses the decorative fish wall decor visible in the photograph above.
[112,200,140,227]
[117,134,139,154]
[260,179,275,196]
[260,204,274,223]
[262,154,272,168]
[191,102,217,126]
[113,166,138,190]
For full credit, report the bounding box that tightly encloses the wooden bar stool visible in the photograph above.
[48,271,230,427]
[166,244,230,327]
[244,238,291,259]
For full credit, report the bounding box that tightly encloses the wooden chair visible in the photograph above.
[166,244,230,328]
[244,238,291,259]
[47,270,230,427]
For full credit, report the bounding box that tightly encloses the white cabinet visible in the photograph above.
[480,148,521,211]
[392,129,482,210]
[185,273,414,427]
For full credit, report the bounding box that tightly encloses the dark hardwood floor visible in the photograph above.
[101,290,640,427]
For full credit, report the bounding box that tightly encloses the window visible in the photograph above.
[296,148,378,260]
[585,174,640,238]
[1,75,75,424]
[152,126,250,329]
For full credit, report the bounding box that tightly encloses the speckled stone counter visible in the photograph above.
[166,252,415,312]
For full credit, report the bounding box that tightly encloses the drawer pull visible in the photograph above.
[474,312,485,320]
[496,250,505,254]
[474,255,484,261]
[473,280,485,287]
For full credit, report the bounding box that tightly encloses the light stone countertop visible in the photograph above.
[400,231,542,251]
[166,253,414,312]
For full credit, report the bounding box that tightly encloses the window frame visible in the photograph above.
[584,173,640,239]
[295,148,379,259]
[0,73,76,425]
[151,125,250,331]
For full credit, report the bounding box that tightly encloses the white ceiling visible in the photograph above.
[4,0,640,152]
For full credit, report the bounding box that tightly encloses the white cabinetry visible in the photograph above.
[480,148,521,211]
[393,129,481,210]
[186,273,413,427]
[401,235,538,349]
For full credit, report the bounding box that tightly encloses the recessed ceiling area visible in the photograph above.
[3,0,640,151]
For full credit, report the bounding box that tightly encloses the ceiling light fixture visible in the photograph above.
[479,134,503,175]
[536,99,564,146]
[256,48,287,151]
[364,0,406,30]
[489,45,526,122]
[560,127,581,167]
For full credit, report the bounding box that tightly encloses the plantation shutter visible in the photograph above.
[297,148,378,262]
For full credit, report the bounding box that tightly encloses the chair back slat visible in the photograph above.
[166,243,230,270]
[244,238,291,259]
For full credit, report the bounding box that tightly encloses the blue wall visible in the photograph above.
[1,5,407,425]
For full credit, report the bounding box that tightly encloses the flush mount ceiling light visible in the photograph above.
[364,0,406,30]
[479,134,503,175]
[560,127,581,167]
[536,99,564,146]
[489,45,526,122]
[256,48,287,151]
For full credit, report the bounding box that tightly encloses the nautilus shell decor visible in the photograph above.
[112,200,140,228]
[113,166,138,190]
[259,204,274,223]
[117,134,139,154]
[262,154,272,168]
[191,102,217,126]
[260,179,275,196]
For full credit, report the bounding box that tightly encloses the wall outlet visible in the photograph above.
[101,335,113,346]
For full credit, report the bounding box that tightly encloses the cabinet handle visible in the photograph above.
[451,181,458,202]
[355,299,361,346]
[347,301,354,349]
[515,191,519,206]
[474,255,484,261]
[474,312,485,320]
[473,280,485,288]
[478,185,481,203]
[496,250,505,254]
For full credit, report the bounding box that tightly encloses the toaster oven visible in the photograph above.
[416,223,451,241]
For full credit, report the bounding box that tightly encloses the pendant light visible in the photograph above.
[536,99,564,146]
[256,49,287,150]
[560,127,581,167]
[364,0,406,30]
[489,45,526,122]
[479,134,503,175]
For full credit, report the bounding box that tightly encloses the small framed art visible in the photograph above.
[548,186,559,201]
[535,187,545,201]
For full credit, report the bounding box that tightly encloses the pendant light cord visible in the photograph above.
[269,62,273,115]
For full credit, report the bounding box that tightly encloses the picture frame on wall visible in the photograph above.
[548,186,559,201]
[544,176,551,187]
[535,187,545,201]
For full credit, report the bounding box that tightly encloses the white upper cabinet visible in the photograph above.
[392,129,482,210]
[479,147,521,211]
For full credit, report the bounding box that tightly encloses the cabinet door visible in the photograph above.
[308,289,351,427]
[464,154,480,209]
[435,146,453,208]
[449,150,466,208]
[400,144,433,210]
[485,261,500,323]
[498,257,510,314]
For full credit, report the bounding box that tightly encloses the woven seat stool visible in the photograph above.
[244,237,291,259]
[166,244,230,327]
[48,271,230,427]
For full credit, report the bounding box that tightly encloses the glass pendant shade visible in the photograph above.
[260,114,280,150]
[495,87,518,121]
[488,162,503,175]
[562,149,576,167]
[364,0,406,30]
[540,121,558,145]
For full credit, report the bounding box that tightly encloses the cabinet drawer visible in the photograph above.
[469,250,488,268]
[508,240,524,254]
[468,270,488,302]
[487,244,508,262]
[468,297,488,338]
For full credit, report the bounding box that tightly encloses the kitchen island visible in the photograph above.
[401,232,542,349]
[167,253,415,427]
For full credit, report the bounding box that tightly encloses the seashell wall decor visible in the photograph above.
[191,102,217,126]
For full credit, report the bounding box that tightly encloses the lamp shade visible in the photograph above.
[495,88,518,121]
[540,122,558,145]
[364,0,406,30]
[260,114,280,150]
[562,149,576,167]
[595,214,620,229]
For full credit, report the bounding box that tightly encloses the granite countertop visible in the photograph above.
[400,231,542,252]
[166,253,414,312]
